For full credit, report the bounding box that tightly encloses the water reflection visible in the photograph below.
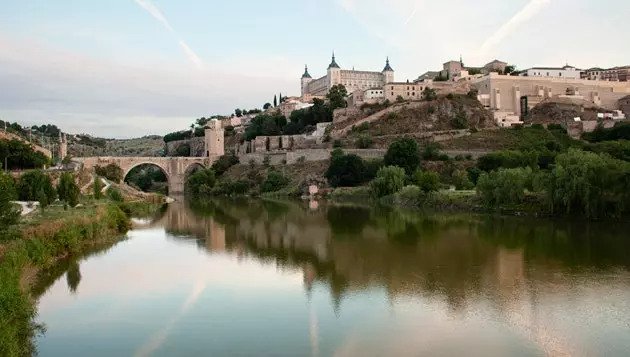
[35,200,630,357]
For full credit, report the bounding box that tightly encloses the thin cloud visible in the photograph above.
[478,0,552,55]
[134,0,205,70]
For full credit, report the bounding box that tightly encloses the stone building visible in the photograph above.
[58,133,67,161]
[582,66,630,82]
[520,65,581,79]
[204,119,224,157]
[301,53,394,97]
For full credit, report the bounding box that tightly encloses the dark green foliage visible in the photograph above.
[56,173,80,207]
[260,172,289,193]
[263,103,272,110]
[325,152,367,187]
[477,167,533,207]
[396,95,405,103]
[583,122,630,142]
[333,140,344,148]
[585,140,630,162]
[273,95,277,107]
[175,143,191,157]
[370,166,405,198]
[422,87,437,101]
[446,93,454,100]
[107,187,124,202]
[186,169,216,196]
[327,84,348,110]
[545,149,630,219]
[453,169,474,190]
[427,105,436,114]
[356,135,373,149]
[163,130,192,143]
[0,172,20,231]
[244,113,288,140]
[125,165,167,193]
[0,139,49,170]
[384,137,421,174]
[477,150,538,172]
[466,166,483,185]
[210,155,239,177]
[415,171,441,193]
[93,176,104,199]
[364,159,384,181]
[211,180,252,196]
[95,163,123,183]
[451,108,468,129]
[283,98,333,135]
[16,170,56,204]
[467,88,479,99]
[263,156,271,167]
[421,142,442,160]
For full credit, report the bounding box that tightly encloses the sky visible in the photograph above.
[0,0,628,138]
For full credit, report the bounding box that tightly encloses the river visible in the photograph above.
[34,200,630,357]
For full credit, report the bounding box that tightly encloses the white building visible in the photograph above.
[521,65,582,79]
[301,53,394,96]
[364,87,384,99]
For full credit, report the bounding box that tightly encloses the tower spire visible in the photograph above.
[328,51,340,69]
[382,56,393,72]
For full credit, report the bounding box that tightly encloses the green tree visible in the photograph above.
[476,167,532,207]
[451,108,468,129]
[421,142,442,160]
[325,152,367,187]
[186,168,216,196]
[95,163,123,183]
[370,166,405,198]
[0,171,20,231]
[415,171,441,193]
[235,108,243,117]
[56,172,80,207]
[16,170,56,203]
[107,187,124,202]
[61,155,72,166]
[93,175,104,199]
[274,95,277,107]
[504,65,517,75]
[326,84,348,110]
[356,135,373,149]
[384,137,421,174]
[260,171,289,193]
[210,155,239,177]
[454,169,474,190]
[263,102,272,110]
[422,87,437,101]
[396,95,405,103]
[175,143,191,157]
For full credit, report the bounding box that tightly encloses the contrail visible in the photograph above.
[478,0,552,55]
[134,0,205,70]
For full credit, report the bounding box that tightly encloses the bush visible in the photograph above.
[421,142,442,161]
[364,159,384,181]
[466,166,483,185]
[93,176,104,199]
[297,156,306,164]
[398,185,423,201]
[451,109,468,129]
[175,143,191,157]
[415,171,440,193]
[453,170,474,190]
[333,140,344,148]
[477,150,538,172]
[107,187,125,202]
[16,170,56,204]
[0,172,20,230]
[186,168,216,196]
[384,137,421,174]
[427,105,436,114]
[95,163,124,183]
[370,166,406,198]
[325,153,367,187]
[476,167,533,207]
[396,95,405,103]
[260,172,289,193]
[56,172,80,207]
[263,156,271,167]
[422,87,437,101]
[356,135,373,149]
[211,154,239,177]
[467,88,479,99]
[388,112,398,120]
[446,93,455,99]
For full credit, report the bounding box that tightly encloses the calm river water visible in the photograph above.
[34,200,630,357]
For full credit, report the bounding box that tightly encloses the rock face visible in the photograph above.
[526,98,610,125]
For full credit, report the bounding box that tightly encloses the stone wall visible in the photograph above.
[333,107,362,123]
[165,137,205,157]
[567,120,618,138]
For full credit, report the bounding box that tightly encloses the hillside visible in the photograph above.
[526,97,611,125]
[69,135,164,157]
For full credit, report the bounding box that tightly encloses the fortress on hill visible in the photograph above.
[301,53,394,97]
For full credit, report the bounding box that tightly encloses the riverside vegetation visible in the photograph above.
[0,165,161,356]
[186,123,630,221]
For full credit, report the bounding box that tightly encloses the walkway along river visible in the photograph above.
[34,200,630,357]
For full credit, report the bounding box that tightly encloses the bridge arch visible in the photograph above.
[123,162,171,194]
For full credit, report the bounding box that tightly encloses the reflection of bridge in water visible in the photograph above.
[144,201,630,357]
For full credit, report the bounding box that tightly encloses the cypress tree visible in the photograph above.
[273,95,277,107]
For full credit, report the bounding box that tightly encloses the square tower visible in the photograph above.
[204,119,224,157]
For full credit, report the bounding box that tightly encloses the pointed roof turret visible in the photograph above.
[382,56,394,72]
[328,51,340,69]
[302,64,312,78]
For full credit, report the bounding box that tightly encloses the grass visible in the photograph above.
[0,202,133,356]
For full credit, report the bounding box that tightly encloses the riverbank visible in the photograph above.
[0,202,136,356]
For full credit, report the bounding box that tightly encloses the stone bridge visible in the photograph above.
[75,156,219,194]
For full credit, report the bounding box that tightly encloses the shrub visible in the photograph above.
[446,93,455,99]
[0,172,20,230]
[356,135,373,149]
[466,166,483,185]
[467,88,479,99]
[93,176,104,199]
[56,172,80,207]
[398,185,422,201]
[427,105,436,114]
[16,170,56,204]
[263,156,271,167]
[477,150,538,172]
[364,159,384,181]
[453,170,474,190]
[210,154,239,177]
[175,143,191,157]
[95,163,123,183]
[297,156,306,164]
[333,140,344,148]
[186,168,216,196]
[107,187,125,202]
[370,166,406,198]
[325,153,367,187]
[248,159,256,169]
[388,112,398,120]
[415,171,441,193]
[476,167,533,207]
[384,137,421,174]
[396,95,405,103]
[260,172,289,193]
[422,87,437,101]
[451,109,468,129]
[421,142,442,161]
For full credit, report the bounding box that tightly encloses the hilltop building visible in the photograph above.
[519,65,581,79]
[58,133,67,161]
[301,53,394,97]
